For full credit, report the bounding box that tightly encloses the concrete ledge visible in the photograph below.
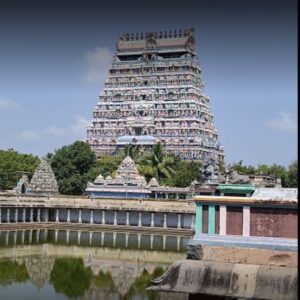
[0,194,196,213]
[186,244,298,267]
[189,234,298,252]
[148,259,298,300]
[0,222,194,236]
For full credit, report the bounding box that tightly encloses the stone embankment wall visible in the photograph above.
[149,259,298,300]
[186,244,298,267]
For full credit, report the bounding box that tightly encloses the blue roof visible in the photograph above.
[117,135,156,144]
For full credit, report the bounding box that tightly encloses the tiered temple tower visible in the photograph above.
[86,28,224,161]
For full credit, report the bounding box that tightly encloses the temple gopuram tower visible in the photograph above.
[86,28,224,162]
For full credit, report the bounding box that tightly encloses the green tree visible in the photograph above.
[84,155,122,182]
[124,267,166,300]
[284,160,298,187]
[50,258,92,298]
[0,149,40,191]
[169,160,201,187]
[230,160,299,188]
[231,161,256,175]
[50,141,96,195]
[0,260,29,285]
[93,271,116,291]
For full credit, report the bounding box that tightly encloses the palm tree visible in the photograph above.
[119,142,175,183]
[148,143,175,182]
[120,144,140,160]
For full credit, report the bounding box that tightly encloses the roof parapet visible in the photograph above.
[119,28,195,41]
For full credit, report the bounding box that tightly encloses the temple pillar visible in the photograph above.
[102,210,105,225]
[90,210,94,224]
[243,206,251,236]
[67,209,70,223]
[112,232,117,247]
[177,214,181,229]
[150,234,154,250]
[13,231,17,245]
[5,231,9,245]
[44,209,49,222]
[101,232,105,246]
[78,210,82,223]
[208,204,215,234]
[54,229,58,243]
[89,232,93,245]
[15,208,18,223]
[137,233,141,249]
[0,208,1,223]
[138,211,142,227]
[177,236,180,251]
[113,211,117,226]
[36,229,40,243]
[155,193,158,199]
[176,194,179,200]
[126,212,130,226]
[195,203,203,234]
[78,231,81,245]
[163,213,167,228]
[219,205,227,235]
[66,230,70,244]
[125,233,129,248]
[150,212,155,227]
[55,209,59,223]
[163,235,166,250]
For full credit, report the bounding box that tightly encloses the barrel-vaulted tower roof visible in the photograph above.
[117,28,196,54]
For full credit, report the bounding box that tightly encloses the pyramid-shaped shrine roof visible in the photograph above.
[114,156,146,186]
[28,159,58,194]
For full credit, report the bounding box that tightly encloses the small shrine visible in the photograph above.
[26,159,59,195]
[86,156,151,198]
[86,156,191,199]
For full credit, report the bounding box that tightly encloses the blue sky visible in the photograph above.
[0,0,297,167]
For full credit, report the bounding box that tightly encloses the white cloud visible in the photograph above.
[44,126,65,137]
[20,126,65,141]
[71,115,90,136]
[266,111,297,132]
[0,98,19,109]
[82,47,113,84]
[18,117,89,143]
[20,129,41,141]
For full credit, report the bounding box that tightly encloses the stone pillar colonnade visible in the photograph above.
[0,207,195,230]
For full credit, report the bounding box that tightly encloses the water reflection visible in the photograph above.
[0,229,189,252]
[0,229,189,299]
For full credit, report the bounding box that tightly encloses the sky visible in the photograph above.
[0,0,297,167]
